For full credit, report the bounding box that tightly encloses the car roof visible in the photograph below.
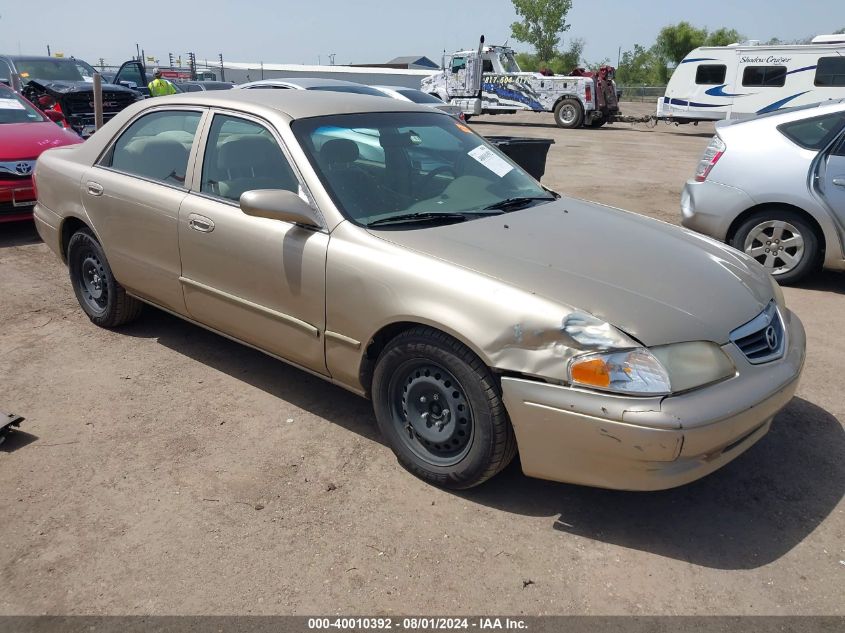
[374,85,418,92]
[716,99,845,130]
[145,88,431,120]
[241,77,369,89]
[4,55,76,62]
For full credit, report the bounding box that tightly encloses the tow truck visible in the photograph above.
[422,37,637,129]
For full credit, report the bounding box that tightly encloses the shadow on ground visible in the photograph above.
[0,430,39,453]
[0,222,40,248]
[793,269,845,296]
[121,308,843,571]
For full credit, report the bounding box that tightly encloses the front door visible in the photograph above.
[178,111,329,373]
[82,108,205,313]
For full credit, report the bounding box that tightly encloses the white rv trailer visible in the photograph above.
[658,36,845,122]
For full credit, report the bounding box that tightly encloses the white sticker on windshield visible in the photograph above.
[83,76,94,83]
[0,98,25,110]
[468,145,513,178]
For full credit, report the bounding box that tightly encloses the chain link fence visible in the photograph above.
[617,85,667,102]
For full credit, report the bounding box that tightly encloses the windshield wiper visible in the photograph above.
[366,212,471,227]
[482,196,556,212]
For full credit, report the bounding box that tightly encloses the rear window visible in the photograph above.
[695,65,726,85]
[742,66,787,87]
[815,57,845,87]
[396,89,443,104]
[308,85,386,97]
[777,111,845,150]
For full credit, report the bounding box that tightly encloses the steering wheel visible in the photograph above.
[418,166,457,196]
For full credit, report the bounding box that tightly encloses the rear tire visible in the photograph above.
[371,327,516,489]
[731,209,821,285]
[67,228,143,327]
[553,98,584,129]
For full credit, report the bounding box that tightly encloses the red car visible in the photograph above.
[0,84,81,223]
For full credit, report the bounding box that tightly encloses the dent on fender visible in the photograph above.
[484,308,638,380]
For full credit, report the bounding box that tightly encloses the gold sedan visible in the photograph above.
[33,90,804,490]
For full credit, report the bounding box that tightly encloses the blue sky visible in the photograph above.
[1,0,843,67]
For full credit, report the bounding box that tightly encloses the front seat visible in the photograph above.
[213,135,298,200]
[319,138,381,218]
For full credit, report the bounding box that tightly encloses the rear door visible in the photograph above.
[82,107,206,313]
[819,130,845,229]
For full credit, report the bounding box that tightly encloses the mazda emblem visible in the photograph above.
[765,325,778,351]
[15,162,33,176]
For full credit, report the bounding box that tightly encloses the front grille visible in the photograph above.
[730,302,785,364]
[0,161,36,180]
[61,90,137,118]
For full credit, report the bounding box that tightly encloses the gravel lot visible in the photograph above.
[1,102,843,615]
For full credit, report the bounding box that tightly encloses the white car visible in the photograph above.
[682,99,845,284]
[371,85,464,119]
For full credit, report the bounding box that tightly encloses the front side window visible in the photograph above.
[292,111,552,227]
[103,110,201,186]
[815,57,845,87]
[778,111,845,150]
[742,66,787,87]
[200,114,299,202]
[695,64,726,85]
[115,64,144,86]
[451,57,466,73]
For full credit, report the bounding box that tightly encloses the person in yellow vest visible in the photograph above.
[148,68,177,97]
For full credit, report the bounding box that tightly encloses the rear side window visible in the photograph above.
[742,66,787,87]
[102,110,201,186]
[815,57,845,87]
[777,112,845,150]
[695,65,726,85]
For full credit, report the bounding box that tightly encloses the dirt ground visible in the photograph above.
[1,102,843,616]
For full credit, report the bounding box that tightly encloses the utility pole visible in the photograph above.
[218,53,225,81]
[135,43,140,61]
[617,46,621,69]
[47,44,51,56]
[98,58,105,70]
[328,53,336,66]
[168,52,174,69]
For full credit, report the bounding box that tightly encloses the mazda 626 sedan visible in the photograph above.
[33,90,805,490]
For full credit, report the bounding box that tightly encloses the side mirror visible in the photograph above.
[239,189,321,227]
[43,109,65,125]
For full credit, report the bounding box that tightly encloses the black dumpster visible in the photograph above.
[484,136,555,181]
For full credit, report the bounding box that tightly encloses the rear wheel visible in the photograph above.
[371,327,516,489]
[553,98,584,129]
[67,228,143,327]
[731,209,821,284]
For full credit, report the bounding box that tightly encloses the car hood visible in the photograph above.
[370,198,774,346]
[0,121,81,161]
[26,79,136,95]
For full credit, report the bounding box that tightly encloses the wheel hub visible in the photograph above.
[393,362,473,465]
[78,253,108,311]
[744,220,805,275]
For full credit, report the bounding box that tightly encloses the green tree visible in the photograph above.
[835,27,845,34]
[510,0,573,62]
[514,38,584,75]
[705,28,743,46]
[655,21,708,66]
[616,44,660,85]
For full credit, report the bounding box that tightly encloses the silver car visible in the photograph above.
[682,100,845,283]
[237,77,388,97]
[371,85,464,119]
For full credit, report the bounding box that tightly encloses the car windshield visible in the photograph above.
[14,58,97,83]
[292,111,552,227]
[396,89,444,104]
[308,84,388,97]
[500,51,521,73]
[0,88,47,124]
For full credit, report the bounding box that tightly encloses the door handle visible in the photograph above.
[833,178,845,187]
[188,213,215,233]
[86,181,103,196]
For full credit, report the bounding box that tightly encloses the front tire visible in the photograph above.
[553,98,584,129]
[731,209,821,285]
[67,228,143,327]
[371,327,516,489]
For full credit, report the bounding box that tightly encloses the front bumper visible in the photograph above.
[0,179,36,223]
[501,309,805,491]
[680,179,756,241]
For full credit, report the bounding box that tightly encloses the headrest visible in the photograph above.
[320,138,359,165]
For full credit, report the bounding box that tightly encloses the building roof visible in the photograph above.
[386,56,439,68]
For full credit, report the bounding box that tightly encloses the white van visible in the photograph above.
[658,36,845,122]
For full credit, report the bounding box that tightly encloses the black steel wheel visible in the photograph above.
[67,228,142,327]
[372,327,517,489]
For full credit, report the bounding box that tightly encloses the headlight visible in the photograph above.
[568,342,735,396]
[770,275,786,309]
